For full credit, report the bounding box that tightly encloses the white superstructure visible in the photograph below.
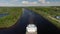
[26,24,37,34]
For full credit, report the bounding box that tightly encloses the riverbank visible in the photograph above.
[0,7,22,28]
[28,7,60,29]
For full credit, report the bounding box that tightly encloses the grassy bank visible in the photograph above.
[28,6,60,29]
[0,7,22,28]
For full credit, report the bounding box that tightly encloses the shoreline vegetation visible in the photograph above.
[28,6,60,29]
[0,7,60,29]
[0,7,22,28]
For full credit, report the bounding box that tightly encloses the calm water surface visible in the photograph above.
[0,8,60,34]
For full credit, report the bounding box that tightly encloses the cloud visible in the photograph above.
[22,1,38,5]
[38,0,45,3]
[38,0,51,4]
[30,1,37,4]
[22,1,29,4]
[11,0,18,2]
[0,0,60,6]
[38,0,45,1]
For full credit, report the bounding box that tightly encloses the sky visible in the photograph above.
[0,0,60,6]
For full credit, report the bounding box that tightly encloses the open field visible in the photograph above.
[0,7,22,28]
[28,6,60,28]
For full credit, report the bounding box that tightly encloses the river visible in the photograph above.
[0,8,60,34]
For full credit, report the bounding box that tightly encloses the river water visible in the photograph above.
[0,8,60,34]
